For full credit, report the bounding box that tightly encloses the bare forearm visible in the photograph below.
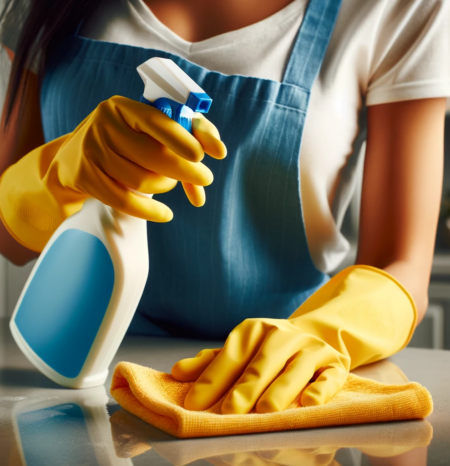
[366,446,427,466]
[382,260,428,323]
[357,98,446,326]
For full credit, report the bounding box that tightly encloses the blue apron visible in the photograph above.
[41,0,342,339]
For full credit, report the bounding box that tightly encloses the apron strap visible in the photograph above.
[282,0,342,90]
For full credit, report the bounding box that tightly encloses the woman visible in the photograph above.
[0,0,449,414]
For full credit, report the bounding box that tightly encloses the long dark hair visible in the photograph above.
[0,0,102,126]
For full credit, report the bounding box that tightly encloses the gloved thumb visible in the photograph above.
[172,348,221,382]
[192,114,227,160]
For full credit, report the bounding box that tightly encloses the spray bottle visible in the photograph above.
[9,58,212,388]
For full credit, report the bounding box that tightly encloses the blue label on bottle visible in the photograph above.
[14,229,115,378]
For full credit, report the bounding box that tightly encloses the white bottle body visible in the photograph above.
[10,198,149,388]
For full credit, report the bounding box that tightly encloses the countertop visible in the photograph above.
[0,318,449,466]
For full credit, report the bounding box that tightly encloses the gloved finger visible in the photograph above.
[221,328,308,414]
[255,342,335,413]
[103,125,213,186]
[95,146,178,194]
[182,182,206,207]
[172,348,221,382]
[82,162,174,222]
[192,113,227,160]
[106,96,205,162]
[301,362,348,407]
[206,452,272,466]
[259,447,339,466]
[208,449,338,466]
[184,318,274,411]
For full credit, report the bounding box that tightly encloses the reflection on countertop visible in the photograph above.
[111,407,432,466]
[0,318,449,466]
[6,386,131,466]
[110,360,432,466]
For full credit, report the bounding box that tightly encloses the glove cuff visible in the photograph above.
[289,264,418,367]
[350,264,418,350]
[0,164,69,252]
[0,169,45,252]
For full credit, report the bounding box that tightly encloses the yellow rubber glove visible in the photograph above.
[205,444,422,466]
[0,96,226,251]
[171,265,417,414]
[205,448,340,466]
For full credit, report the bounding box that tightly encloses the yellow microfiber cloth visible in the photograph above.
[110,361,433,439]
[110,407,432,464]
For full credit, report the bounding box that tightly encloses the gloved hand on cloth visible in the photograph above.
[110,264,431,438]
[0,95,226,251]
[172,264,417,413]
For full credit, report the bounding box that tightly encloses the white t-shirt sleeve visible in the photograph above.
[366,0,450,106]
[0,18,18,53]
[0,0,29,53]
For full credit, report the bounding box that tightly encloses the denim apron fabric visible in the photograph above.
[41,0,342,339]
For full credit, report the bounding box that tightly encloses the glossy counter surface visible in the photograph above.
[0,318,449,465]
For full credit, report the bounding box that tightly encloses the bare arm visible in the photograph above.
[356,97,447,323]
[0,44,43,265]
[366,446,427,466]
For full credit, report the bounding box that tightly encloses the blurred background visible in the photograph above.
[1,45,450,350]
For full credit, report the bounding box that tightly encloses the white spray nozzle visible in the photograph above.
[137,57,211,112]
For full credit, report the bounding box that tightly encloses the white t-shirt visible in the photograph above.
[2,0,450,273]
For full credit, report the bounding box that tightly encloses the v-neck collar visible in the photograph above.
[128,0,308,55]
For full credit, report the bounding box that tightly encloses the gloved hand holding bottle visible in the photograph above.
[0,95,226,252]
[172,265,417,414]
